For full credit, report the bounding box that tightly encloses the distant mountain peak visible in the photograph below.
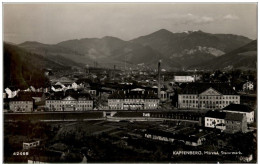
[101,36,124,41]
[152,29,173,35]
[19,41,47,46]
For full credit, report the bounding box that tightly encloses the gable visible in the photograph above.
[200,87,222,96]
[62,96,76,101]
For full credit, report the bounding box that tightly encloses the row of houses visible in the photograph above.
[5,82,254,113]
[7,90,94,112]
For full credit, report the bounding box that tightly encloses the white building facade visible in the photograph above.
[174,76,195,83]
[108,91,159,110]
[243,81,254,91]
[178,83,240,110]
[46,94,93,111]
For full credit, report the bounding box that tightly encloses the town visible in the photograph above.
[3,3,257,164]
[4,61,257,163]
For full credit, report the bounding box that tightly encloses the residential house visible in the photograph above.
[243,81,254,91]
[205,110,226,131]
[225,112,247,133]
[5,87,20,98]
[223,104,254,123]
[71,82,85,90]
[178,83,240,109]
[51,85,63,92]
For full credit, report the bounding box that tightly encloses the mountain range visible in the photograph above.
[189,40,257,70]
[14,29,256,70]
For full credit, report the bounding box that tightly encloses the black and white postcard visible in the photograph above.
[3,3,257,163]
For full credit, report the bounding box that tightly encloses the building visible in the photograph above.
[71,82,85,90]
[144,129,208,147]
[243,81,254,91]
[46,92,93,111]
[205,110,226,131]
[23,140,40,149]
[174,76,195,83]
[9,94,33,112]
[51,85,63,92]
[108,91,159,110]
[9,92,46,112]
[5,87,20,98]
[160,90,168,102]
[223,104,254,123]
[225,112,247,133]
[178,83,240,109]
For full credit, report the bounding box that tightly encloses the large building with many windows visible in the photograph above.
[178,83,240,109]
[9,96,33,112]
[223,104,254,123]
[174,75,195,83]
[9,92,44,112]
[108,91,159,110]
[46,91,93,111]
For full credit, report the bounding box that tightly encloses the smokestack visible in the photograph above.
[158,60,161,99]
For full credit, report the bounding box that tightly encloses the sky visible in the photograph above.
[3,3,257,44]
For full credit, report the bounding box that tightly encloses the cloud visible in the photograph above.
[223,14,239,20]
[159,13,215,25]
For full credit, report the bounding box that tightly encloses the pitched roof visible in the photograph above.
[12,95,33,101]
[225,112,244,121]
[180,83,237,95]
[205,110,226,119]
[222,104,254,113]
[108,91,158,99]
[52,85,63,89]
[11,92,44,101]
[48,91,92,100]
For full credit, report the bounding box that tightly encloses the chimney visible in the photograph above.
[158,60,161,99]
